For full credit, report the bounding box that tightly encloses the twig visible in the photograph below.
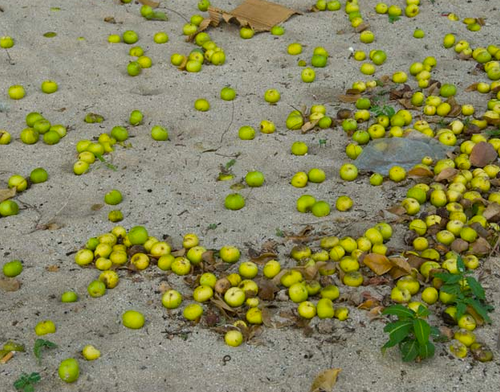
[219,100,235,144]
[164,7,189,22]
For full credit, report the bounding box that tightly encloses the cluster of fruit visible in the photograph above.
[286,104,333,131]
[313,1,341,12]
[171,32,226,72]
[67,225,407,347]
[443,36,500,83]
[374,0,420,19]
[9,112,67,146]
[74,110,169,175]
[0,168,48,218]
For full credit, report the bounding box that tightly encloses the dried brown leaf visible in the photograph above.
[251,252,278,264]
[470,142,497,167]
[210,295,239,314]
[408,167,434,177]
[104,16,116,24]
[398,98,416,110]
[202,250,216,264]
[451,238,469,253]
[386,205,407,216]
[355,22,370,33]
[0,278,21,292]
[0,188,16,202]
[435,168,458,182]
[138,0,159,7]
[301,120,319,133]
[362,253,392,275]
[91,204,104,211]
[158,281,171,293]
[45,265,59,272]
[471,237,491,255]
[338,94,361,103]
[310,368,341,392]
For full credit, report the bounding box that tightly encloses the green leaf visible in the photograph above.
[385,106,396,118]
[413,318,430,346]
[383,320,413,349]
[418,340,435,360]
[457,256,466,273]
[435,273,462,285]
[456,301,467,320]
[95,154,117,171]
[466,276,485,300]
[24,385,34,392]
[225,159,236,169]
[429,326,441,337]
[440,284,461,296]
[145,11,168,21]
[466,298,493,323]
[13,377,26,390]
[43,32,57,38]
[416,305,430,318]
[34,339,57,364]
[400,339,419,362]
[382,304,415,319]
[28,373,41,383]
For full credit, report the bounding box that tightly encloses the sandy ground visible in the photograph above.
[1,0,500,391]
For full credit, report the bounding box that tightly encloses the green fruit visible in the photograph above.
[225,193,245,210]
[194,98,210,111]
[224,330,243,346]
[29,168,48,184]
[61,291,78,303]
[311,201,330,217]
[58,358,80,383]
[108,210,124,222]
[151,125,169,141]
[122,30,139,44]
[220,87,236,101]
[129,110,143,125]
[162,290,183,309]
[127,61,142,76]
[35,320,56,336]
[122,310,145,329]
[183,303,204,320]
[110,126,129,142]
[291,141,308,155]
[238,126,255,140]
[0,200,19,217]
[296,195,316,213]
[104,189,123,205]
[317,298,335,319]
[245,171,265,187]
[20,128,39,144]
[8,175,27,192]
[87,280,106,297]
[129,226,149,245]
[3,260,23,277]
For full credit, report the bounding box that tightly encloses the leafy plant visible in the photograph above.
[435,256,493,323]
[95,154,117,171]
[388,15,401,24]
[33,339,57,364]
[371,105,396,118]
[382,304,440,362]
[225,159,236,169]
[13,372,41,392]
[319,139,327,147]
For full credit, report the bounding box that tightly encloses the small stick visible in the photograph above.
[0,351,15,364]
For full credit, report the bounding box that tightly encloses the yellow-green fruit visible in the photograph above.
[35,320,56,336]
[297,301,316,319]
[58,358,80,383]
[122,310,145,329]
[317,298,335,319]
[82,345,101,361]
[224,330,243,347]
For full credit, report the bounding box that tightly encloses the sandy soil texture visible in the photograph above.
[1,0,500,391]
